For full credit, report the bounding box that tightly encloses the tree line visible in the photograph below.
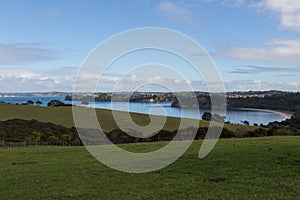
[1,115,300,146]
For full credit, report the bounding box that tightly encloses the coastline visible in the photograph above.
[237,108,293,120]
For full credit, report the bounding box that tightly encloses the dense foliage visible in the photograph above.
[171,92,300,112]
[66,92,175,103]
[1,116,299,146]
[227,92,300,112]
[0,119,80,144]
[47,99,72,107]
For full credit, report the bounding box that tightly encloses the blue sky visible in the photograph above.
[0,0,300,92]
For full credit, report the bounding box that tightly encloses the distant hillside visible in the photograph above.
[171,91,300,112]
[65,92,175,103]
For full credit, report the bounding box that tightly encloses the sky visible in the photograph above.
[0,0,300,92]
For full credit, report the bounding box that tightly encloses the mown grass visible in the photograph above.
[0,136,299,199]
[0,103,257,134]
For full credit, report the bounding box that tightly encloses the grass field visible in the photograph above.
[1,136,299,199]
[0,103,257,134]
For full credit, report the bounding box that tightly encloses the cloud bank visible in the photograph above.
[217,39,300,64]
[0,68,299,92]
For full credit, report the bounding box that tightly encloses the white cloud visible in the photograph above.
[223,79,300,91]
[147,75,163,82]
[157,1,201,27]
[185,79,300,92]
[229,65,300,74]
[253,0,300,31]
[202,0,244,8]
[287,82,300,87]
[218,39,300,64]
[0,68,74,92]
[0,68,299,92]
[222,0,244,8]
[130,74,143,82]
[174,79,182,84]
[40,8,60,18]
[0,43,57,66]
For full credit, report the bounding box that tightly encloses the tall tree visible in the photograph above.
[36,100,43,106]
[202,112,212,121]
[26,100,34,105]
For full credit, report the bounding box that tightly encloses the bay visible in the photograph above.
[0,96,288,125]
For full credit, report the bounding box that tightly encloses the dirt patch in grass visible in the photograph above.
[208,178,227,183]
[11,161,38,165]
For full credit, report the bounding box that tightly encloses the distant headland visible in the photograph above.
[64,90,300,112]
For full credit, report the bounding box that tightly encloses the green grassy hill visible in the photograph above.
[0,103,256,134]
[0,137,299,199]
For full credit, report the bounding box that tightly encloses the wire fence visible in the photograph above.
[0,140,81,148]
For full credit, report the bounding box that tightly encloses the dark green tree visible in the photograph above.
[47,100,65,107]
[32,131,41,145]
[48,136,59,144]
[202,112,212,121]
[26,100,34,105]
[242,120,250,125]
[36,100,43,106]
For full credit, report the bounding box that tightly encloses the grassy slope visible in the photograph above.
[0,136,299,199]
[0,103,256,134]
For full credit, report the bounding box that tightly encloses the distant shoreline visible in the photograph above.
[237,108,293,120]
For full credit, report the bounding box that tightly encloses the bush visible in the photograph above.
[221,128,235,138]
[107,129,141,144]
[61,134,71,142]
[47,100,72,107]
[48,136,59,144]
[0,119,79,144]
[245,128,268,137]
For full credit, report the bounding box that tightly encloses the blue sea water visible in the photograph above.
[0,96,68,107]
[0,96,287,125]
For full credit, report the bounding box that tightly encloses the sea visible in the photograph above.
[0,96,288,125]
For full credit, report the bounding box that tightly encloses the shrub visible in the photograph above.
[61,134,72,142]
[48,136,59,144]
[245,128,268,137]
[221,128,235,138]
